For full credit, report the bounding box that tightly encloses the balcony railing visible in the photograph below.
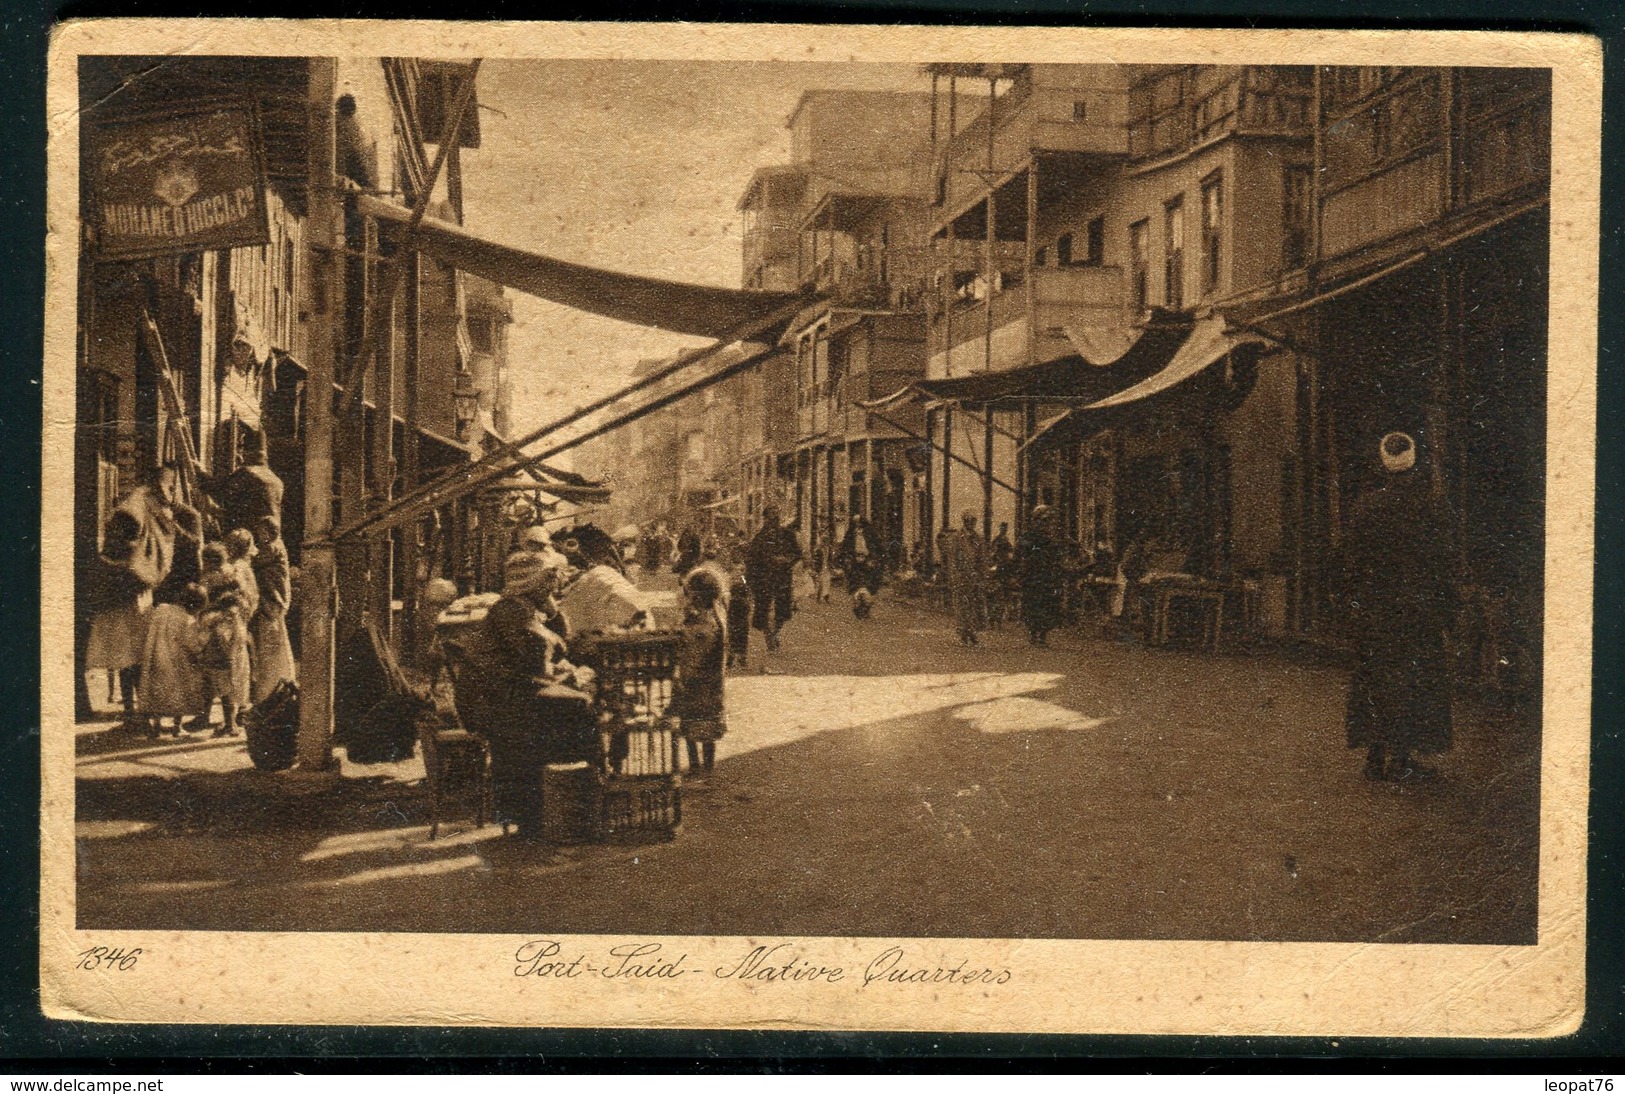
[1127,66,1312,162]
[929,264,1126,365]
[935,83,1129,216]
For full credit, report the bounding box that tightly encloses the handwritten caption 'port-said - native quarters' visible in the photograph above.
[72,57,1549,946]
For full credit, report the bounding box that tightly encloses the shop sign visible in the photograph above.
[89,104,270,261]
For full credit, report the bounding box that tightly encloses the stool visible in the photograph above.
[419,717,492,840]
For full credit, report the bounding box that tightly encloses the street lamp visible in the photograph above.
[453,371,479,441]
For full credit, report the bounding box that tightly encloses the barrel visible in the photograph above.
[540,762,598,844]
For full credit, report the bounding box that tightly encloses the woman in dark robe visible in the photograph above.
[1016,505,1068,646]
[1342,431,1458,782]
[454,550,597,837]
[744,506,801,652]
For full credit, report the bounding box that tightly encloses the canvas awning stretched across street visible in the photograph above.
[357,194,807,342]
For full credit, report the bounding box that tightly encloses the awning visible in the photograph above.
[1024,315,1268,450]
[358,194,810,341]
[906,309,1196,407]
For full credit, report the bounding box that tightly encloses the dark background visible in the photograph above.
[2,0,1622,1070]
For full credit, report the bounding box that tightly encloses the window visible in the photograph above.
[1085,216,1105,266]
[283,238,295,294]
[1034,246,1048,267]
[1163,198,1185,310]
[1200,173,1223,296]
[1072,100,1089,122]
[1129,219,1150,315]
[1282,164,1311,269]
[1055,233,1073,267]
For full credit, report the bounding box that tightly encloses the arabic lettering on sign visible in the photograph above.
[91,107,269,260]
[98,126,250,178]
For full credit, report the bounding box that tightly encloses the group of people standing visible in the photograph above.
[938,506,1066,648]
[82,432,296,739]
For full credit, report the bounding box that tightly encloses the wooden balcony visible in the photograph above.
[928,264,1126,375]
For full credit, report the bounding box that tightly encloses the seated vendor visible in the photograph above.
[453,549,596,839]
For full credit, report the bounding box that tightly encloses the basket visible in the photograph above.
[585,629,684,724]
[583,631,688,842]
[598,772,682,842]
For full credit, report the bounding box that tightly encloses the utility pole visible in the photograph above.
[294,58,341,777]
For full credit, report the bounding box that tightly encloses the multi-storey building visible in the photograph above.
[736,90,936,563]
[911,63,1315,637]
[1265,66,1550,680]
[74,55,491,744]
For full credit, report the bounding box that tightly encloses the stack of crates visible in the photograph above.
[587,630,686,841]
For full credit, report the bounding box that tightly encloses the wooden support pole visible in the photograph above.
[295,57,341,775]
[370,241,398,643]
[400,250,422,659]
[335,215,372,640]
[923,407,936,568]
[983,408,995,542]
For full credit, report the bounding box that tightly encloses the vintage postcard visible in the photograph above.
[40,21,1600,1034]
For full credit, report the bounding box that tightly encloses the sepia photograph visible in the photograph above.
[39,21,1599,1034]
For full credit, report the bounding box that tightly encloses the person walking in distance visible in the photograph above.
[1017,505,1068,647]
[837,515,883,620]
[1342,431,1459,782]
[744,505,801,653]
[941,510,989,645]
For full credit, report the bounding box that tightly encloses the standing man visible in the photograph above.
[940,510,989,646]
[1342,431,1458,782]
[745,505,801,653]
[249,516,296,701]
[214,429,285,538]
[673,525,703,576]
[1017,505,1068,647]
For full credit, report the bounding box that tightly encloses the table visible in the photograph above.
[1148,581,1226,652]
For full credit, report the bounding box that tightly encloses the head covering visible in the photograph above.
[503,551,553,596]
[241,429,267,464]
[1030,504,1054,522]
[1380,431,1418,474]
[961,510,978,527]
[225,527,256,559]
[683,565,726,609]
[423,578,459,609]
[520,524,552,551]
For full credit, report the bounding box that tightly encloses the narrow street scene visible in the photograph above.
[77,586,1538,941]
[66,55,1549,946]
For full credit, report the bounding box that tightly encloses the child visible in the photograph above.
[674,567,727,775]
[138,583,207,738]
[197,546,251,738]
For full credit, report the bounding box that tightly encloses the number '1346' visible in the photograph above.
[77,946,141,971]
